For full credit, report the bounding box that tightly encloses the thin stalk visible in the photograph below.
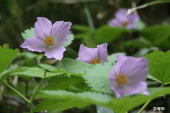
[84,3,95,31]
[0,79,31,103]
[128,0,170,14]
[83,3,96,47]
[29,71,46,113]
[137,100,151,113]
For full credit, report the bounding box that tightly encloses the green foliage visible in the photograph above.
[95,25,130,44]
[83,54,117,94]
[141,25,170,48]
[44,76,90,92]
[35,88,170,113]
[56,58,94,76]
[21,28,35,39]
[146,51,170,85]
[0,47,19,76]
[10,67,66,78]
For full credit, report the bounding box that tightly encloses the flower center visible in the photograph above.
[122,22,129,27]
[44,36,55,46]
[90,58,101,64]
[116,74,127,85]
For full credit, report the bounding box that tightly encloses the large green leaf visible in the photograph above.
[35,88,170,113]
[146,51,170,85]
[0,47,19,75]
[10,67,66,78]
[95,25,129,44]
[141,25,170,48]
[43,76,90,92]
[56,58,94,76]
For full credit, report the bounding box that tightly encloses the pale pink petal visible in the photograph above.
[51,21,72,46]
[45,46,66,60]
[98,43,108,62]
[20,37,46,52]
[35,17,52,39]
[76,44,98,63]
[123,81,149,95]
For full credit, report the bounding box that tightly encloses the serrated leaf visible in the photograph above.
[0,47,19,77]
[83,54,119,94]
[146,51,170,85]
[56,58,94,76]
[64,33,75,47]
[35,88,170,113]
[21,28,35,39]
[10,67,66,78]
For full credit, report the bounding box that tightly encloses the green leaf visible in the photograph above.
[141,25,170,48]
[44,76,90,92]
[21,28,35,39]
[39,64,58,72]
[95,25,130,44]
[145,51,170,85]
[56,58,94,76]
[64,33,75,47]
[35,88,170,113]
[0,47,19,76]
[10,67,66,78]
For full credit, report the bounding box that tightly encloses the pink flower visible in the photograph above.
[109,55,149,98]
[21,17,72,60]
[76,43,108,64]
[108,9,139,29]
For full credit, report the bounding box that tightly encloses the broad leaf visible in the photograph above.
[141,25,170,48]
[56,58,94,76]
[0,47,19,76]
[44,76,90,92]
[146,51,170,85]
[10,67,66,78]
[35,88,170,113]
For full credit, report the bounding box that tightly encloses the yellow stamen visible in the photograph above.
[122,22,129,27]
[90,58,101,64]
[44,36,55,46]
[116,74,127,85]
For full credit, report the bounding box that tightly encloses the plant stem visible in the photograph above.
[84,3,95,31]
[137,100,151,113]
[0,79,31,103]
[128,0,170,14]
[29,71,46,113]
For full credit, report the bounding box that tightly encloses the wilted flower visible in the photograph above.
[76,43,108,64]
[109,55,149,98]
[108,9,139,29]
[21,17,72,60]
